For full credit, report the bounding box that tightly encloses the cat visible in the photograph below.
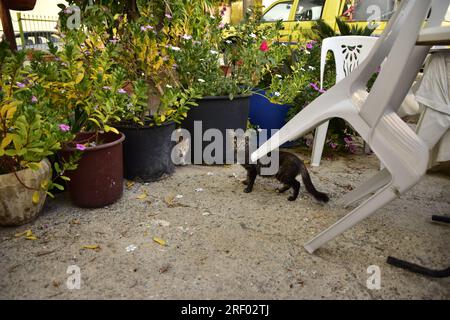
[236,137,329,202]
[172,129,191,166]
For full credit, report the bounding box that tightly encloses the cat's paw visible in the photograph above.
[244,187,252,193]
[288,196,297,201]
[242,180,249,185]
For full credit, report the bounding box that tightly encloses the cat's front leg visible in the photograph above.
[244,169,257,193]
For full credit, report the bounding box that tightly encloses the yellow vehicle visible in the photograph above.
[260,0,399,41]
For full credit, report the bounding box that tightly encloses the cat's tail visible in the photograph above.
[299,165,330,203]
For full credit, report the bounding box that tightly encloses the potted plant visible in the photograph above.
[174,6,282,164]
[4,0,36,11]
[0,44,74,225]
[31,29,128,208]
[108,9,199,181]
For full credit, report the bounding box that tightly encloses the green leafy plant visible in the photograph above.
[173,7,285,99]
[0,43,78,202]
[313,17,376,40]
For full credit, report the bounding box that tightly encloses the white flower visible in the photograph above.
[225,40,232,44]
[274,91,281,97]
[166,84,173,89]
[210,50,219,55]
[308,66,316,71]
[305,50,311,55]
[198,79,206,83]
[182,34,192,40]
[249,33,256,38]
[126,244,137,252]
[275,74,282,78]
[170,46,181,51]
[300,67,306,71]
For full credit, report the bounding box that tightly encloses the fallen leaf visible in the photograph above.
[151,219,170,227]
[32,191,40,205]
[164,194,189,208]
[159,264,171,273]
[136,190,148,200]
[153,237,166,246]
[15,229,37,240]
[126,181,135,190]
[82,245,101,251]
[36,250,55,257]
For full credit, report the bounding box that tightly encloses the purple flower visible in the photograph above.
[348,144,357,154]
[141,25,154,32]
[344,136,353,145]
[329,142,337,149]
[117,88,127,94]
[165,13,172,19]
[76,144,86,151]
[31,96,38,103]
[58,124,70,132]
[306,42,314,50]
[309,82,320,91]
[109,37,119,44]
[16,82,26,88]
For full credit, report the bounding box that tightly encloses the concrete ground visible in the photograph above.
[0,150,449,299]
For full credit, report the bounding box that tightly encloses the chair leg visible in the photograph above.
[251,90,366,163]
[387,257,450,278]
[311,121,330,167]
[304,183,398,253]
[339,168,391,208]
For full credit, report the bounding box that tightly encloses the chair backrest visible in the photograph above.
[334,0,449,129]
[320,36,378,89]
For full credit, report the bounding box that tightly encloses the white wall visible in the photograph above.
[262,0,277,9]
[9,0,68,32]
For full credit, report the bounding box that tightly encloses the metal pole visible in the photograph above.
[17,12,25,49]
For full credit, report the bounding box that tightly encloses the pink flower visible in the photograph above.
[59,124,70,132]
[306,42,314,50]
[76,144,86,151]
[165,13,172,19]
[329,142,337,149]
[117,88,127,94]
[309,82,320,91]
[31,96,38,103]
[259,40,269,52]
[16,82,26,88]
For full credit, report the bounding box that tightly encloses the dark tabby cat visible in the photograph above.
[237,140,329,202]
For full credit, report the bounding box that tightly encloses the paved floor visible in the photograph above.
[1,152,449,299]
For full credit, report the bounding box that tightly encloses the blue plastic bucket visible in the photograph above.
[249,89,295,147]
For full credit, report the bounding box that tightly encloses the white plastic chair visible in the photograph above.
[311,36,378,167]
[341,53,450,208]
[251,0,450,253]
[311,36,421,167]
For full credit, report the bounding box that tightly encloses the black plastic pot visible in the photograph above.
[181,95,250,165]
[115,121,176,182]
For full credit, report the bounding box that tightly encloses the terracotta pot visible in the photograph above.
[4,0,37,11]
[0,159,51,227]
[61,131,125,208]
